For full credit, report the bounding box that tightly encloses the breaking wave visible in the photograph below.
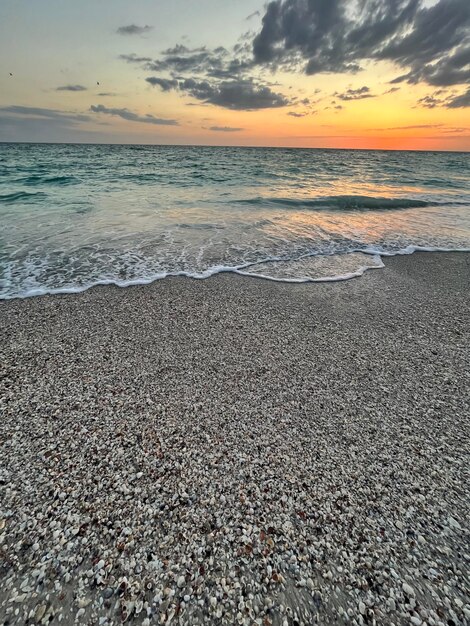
[235,195,433,211]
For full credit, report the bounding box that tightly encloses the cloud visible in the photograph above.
[246,10,261,20]
[56,84,87,92]
[117,25,153,36]
[414,87,470,109]
[142,45,254,80]
[145,77,179,91]
[0,105,95,142]
[287,111,307,117]
[371,124,444,130]
[120,53,153,63]
[335,86,375,101]
[252,0,470,88]
[208,126,244,132]
[121,35,290,111]
[384,86,400,94]
[0,105,90,122]
[97,92,117,97]
[147,76,290,110]
[90,104,178,125]
[446,87,470,108]
[416,94,443,109]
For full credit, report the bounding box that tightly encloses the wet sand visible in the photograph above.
[0,252,469,625]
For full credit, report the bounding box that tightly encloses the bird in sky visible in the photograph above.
[97,81,100,85]
[9,72,13,76]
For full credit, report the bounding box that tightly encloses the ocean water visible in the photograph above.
[1,143,469,299]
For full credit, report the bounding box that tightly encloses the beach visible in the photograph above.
[0,251,469,625]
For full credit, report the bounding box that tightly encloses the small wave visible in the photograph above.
[0,191,47,203]
[235,195,431,211]
[26,175,79,186]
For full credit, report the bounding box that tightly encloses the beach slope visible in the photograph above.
[0,252,469,625]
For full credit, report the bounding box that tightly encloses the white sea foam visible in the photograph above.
[3,247,470,299]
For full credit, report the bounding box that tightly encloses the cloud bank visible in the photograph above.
[252,0,470,89]
[121,0,470,110]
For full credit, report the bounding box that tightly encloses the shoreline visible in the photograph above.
[1,252,469,625]
[2,247,470,302]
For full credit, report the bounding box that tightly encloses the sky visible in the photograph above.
[0,0,469,150]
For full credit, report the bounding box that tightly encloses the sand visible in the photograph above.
[0,252,469,625]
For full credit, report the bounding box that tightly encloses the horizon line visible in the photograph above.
[0,141,468,154]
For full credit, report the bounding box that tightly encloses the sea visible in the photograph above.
[1,143,469,299]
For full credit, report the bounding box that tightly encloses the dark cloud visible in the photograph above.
[246,10,261,21]
[119,0,469,113]
[90,104,178,125]
[147,76,290,110]
[335,86,375,101]
[117,25,153,36]
[145,45,225,74]
[56,84,87,92]
[145,77,179,91]
[446,87,470,108]
[143,45,254,80]
[120,33,288,111]
[97,92,118,97]
[287,111,307,117]
[416,94,442,109]
[208,126,244,132]
[414,87,470,109]
[252,0,470,88]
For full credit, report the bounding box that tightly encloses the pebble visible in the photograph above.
[0,259,468,626]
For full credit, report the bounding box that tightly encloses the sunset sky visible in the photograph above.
[0,0,469,150]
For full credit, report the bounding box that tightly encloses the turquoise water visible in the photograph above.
[1,144,469,298]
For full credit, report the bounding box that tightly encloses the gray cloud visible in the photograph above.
[287,111,307,117]
[120,53,153,63]
[145,77,179,91]
[147,76,290,110]
[0,105,94,142]
[414,87,470,109]
[117,25,153,36]
[208,126,244,132]
[120,0,469,114]
[335,86,375,101]
[97,92,118,97]
[90,104,178,125]
[252,0,470,88]
[121,35,289,111]
[417,94,443,109]
[0,105,90,122]
[56,84,87,92]
[143,45,254,80]
[446,87,470,108]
